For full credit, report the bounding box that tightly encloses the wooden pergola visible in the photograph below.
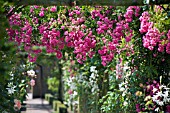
[15,0,169,6]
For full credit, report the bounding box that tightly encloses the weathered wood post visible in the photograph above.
[57,60,64,103]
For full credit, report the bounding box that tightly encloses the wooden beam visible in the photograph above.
[16,0,170,6]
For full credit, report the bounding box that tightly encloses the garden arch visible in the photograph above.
[1,0,170,112]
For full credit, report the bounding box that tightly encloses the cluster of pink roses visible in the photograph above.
[139,11,170,56]
[96,6,139,66]
[64,7,97,64]
[7,5,170,67]
[124,6,140,22]
[7,6,139,66]
[7,13,41,62]
[7,6,65,61]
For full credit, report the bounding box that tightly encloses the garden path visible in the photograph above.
[21,93,53,113]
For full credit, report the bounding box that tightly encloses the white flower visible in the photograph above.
[163,91,170,103]
[152,85,170,106]
[152,93,160,104]
[144,95,151,101]
[27,70,35,77]
[90,66,96,72]
[10,73,14,77]
[122,91,126,97]
[120,87,125,91]
[6,82,16,94]
[152,87,158,93]
[7,82,14,87]
[22,64,26,68]
[21,80,25,83]
[73,91,78,97]
[158,101,164,106]
[6,86,16,94]
[123,101,128,106]
[156,91,163,97]
[162,89,170,103]
[155,107,159,112]
[90,73,96,79]
[72,100,78,105]
[70,83,76,90]
[91,84,99,93]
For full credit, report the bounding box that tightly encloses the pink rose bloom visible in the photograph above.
[30,79,35,86]
[148,46,154,51]
[50,6,56,12]
[61,26,65,30]
[102,61,107,66]
[125,36,131,42]
[56,50,63,59]
[167,30,170,39]
[39,11,44,17]
[158,44,164,52]
[14,99,21,110]
[68,89,73,95]
[28,54,37,62]
[162,58,165,62]
[34,5,39,9]
[166,43,170,54]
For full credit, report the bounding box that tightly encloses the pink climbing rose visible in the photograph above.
[39,11,44,17]
[14,99,21,110]
[50,6,57,12]
[68,89,73,95]
[56,50,63,59]
[30,79,35,87]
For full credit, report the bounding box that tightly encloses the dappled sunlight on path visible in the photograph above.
[21,93,53,113]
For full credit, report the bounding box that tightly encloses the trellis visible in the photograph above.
[13,0,170,6]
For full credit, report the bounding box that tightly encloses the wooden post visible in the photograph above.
[57,60,64,103]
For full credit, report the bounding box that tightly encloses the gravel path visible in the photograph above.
[21,93,53,113]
